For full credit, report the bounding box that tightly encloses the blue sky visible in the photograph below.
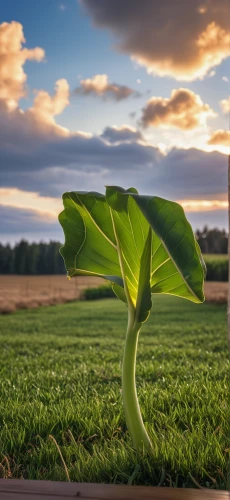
[0,0,229,242]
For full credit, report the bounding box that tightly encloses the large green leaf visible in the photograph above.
[59,186,205,324]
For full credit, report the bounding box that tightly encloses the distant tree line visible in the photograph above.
[0,241,65,275]
[195,227,228,254]
[0,227,228,275]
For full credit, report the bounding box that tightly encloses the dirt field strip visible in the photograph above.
[0,275,227,313]
[204,281,227,304]
[0,275,103,313]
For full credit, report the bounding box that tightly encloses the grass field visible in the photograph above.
[0,296,229,488]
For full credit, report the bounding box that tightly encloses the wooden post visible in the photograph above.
[228,154,230,492]
[228,154,230,350]
[0,480,229,499]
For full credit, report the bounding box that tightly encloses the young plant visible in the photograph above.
[59,186,206,451]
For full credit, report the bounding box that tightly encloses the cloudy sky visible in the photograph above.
[0,0,229,243]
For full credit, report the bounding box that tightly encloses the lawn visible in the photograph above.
[0,296,229,489]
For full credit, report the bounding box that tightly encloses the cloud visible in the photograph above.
[0,148,227,242]
[29,79,70,132]
[80,0,230,81]
[0,22,69,137]
[0,21,45,109]
[0,139,162,195]
[0,58,226,202]
[207,70,216,77]
[0,98,227,201]
[220,96,230,113]
[100,125,143,143]
[208,130,230,147]
[0,92,163,195]
[0,78,70,157]
[141,88,215,129]
[178,199,228,212]
[0,205,58,235]
[222,76,228,82]
[74,74,140,100]
[0,188,62,216]
[0,51,159,186]
[155,147,227,200]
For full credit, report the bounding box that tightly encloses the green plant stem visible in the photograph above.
[122,308,152,451]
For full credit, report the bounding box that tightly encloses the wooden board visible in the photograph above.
[0,480,229,500]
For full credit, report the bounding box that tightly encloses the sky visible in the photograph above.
[0,0,229,244]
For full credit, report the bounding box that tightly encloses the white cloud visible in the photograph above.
[0,21,45,109]
[220,96,230,113]
[29,79,70,133]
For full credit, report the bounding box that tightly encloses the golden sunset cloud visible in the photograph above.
[208,130,230,148]
[81,0,230,81]
[141,88,215,130]
[0,189,62,217]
